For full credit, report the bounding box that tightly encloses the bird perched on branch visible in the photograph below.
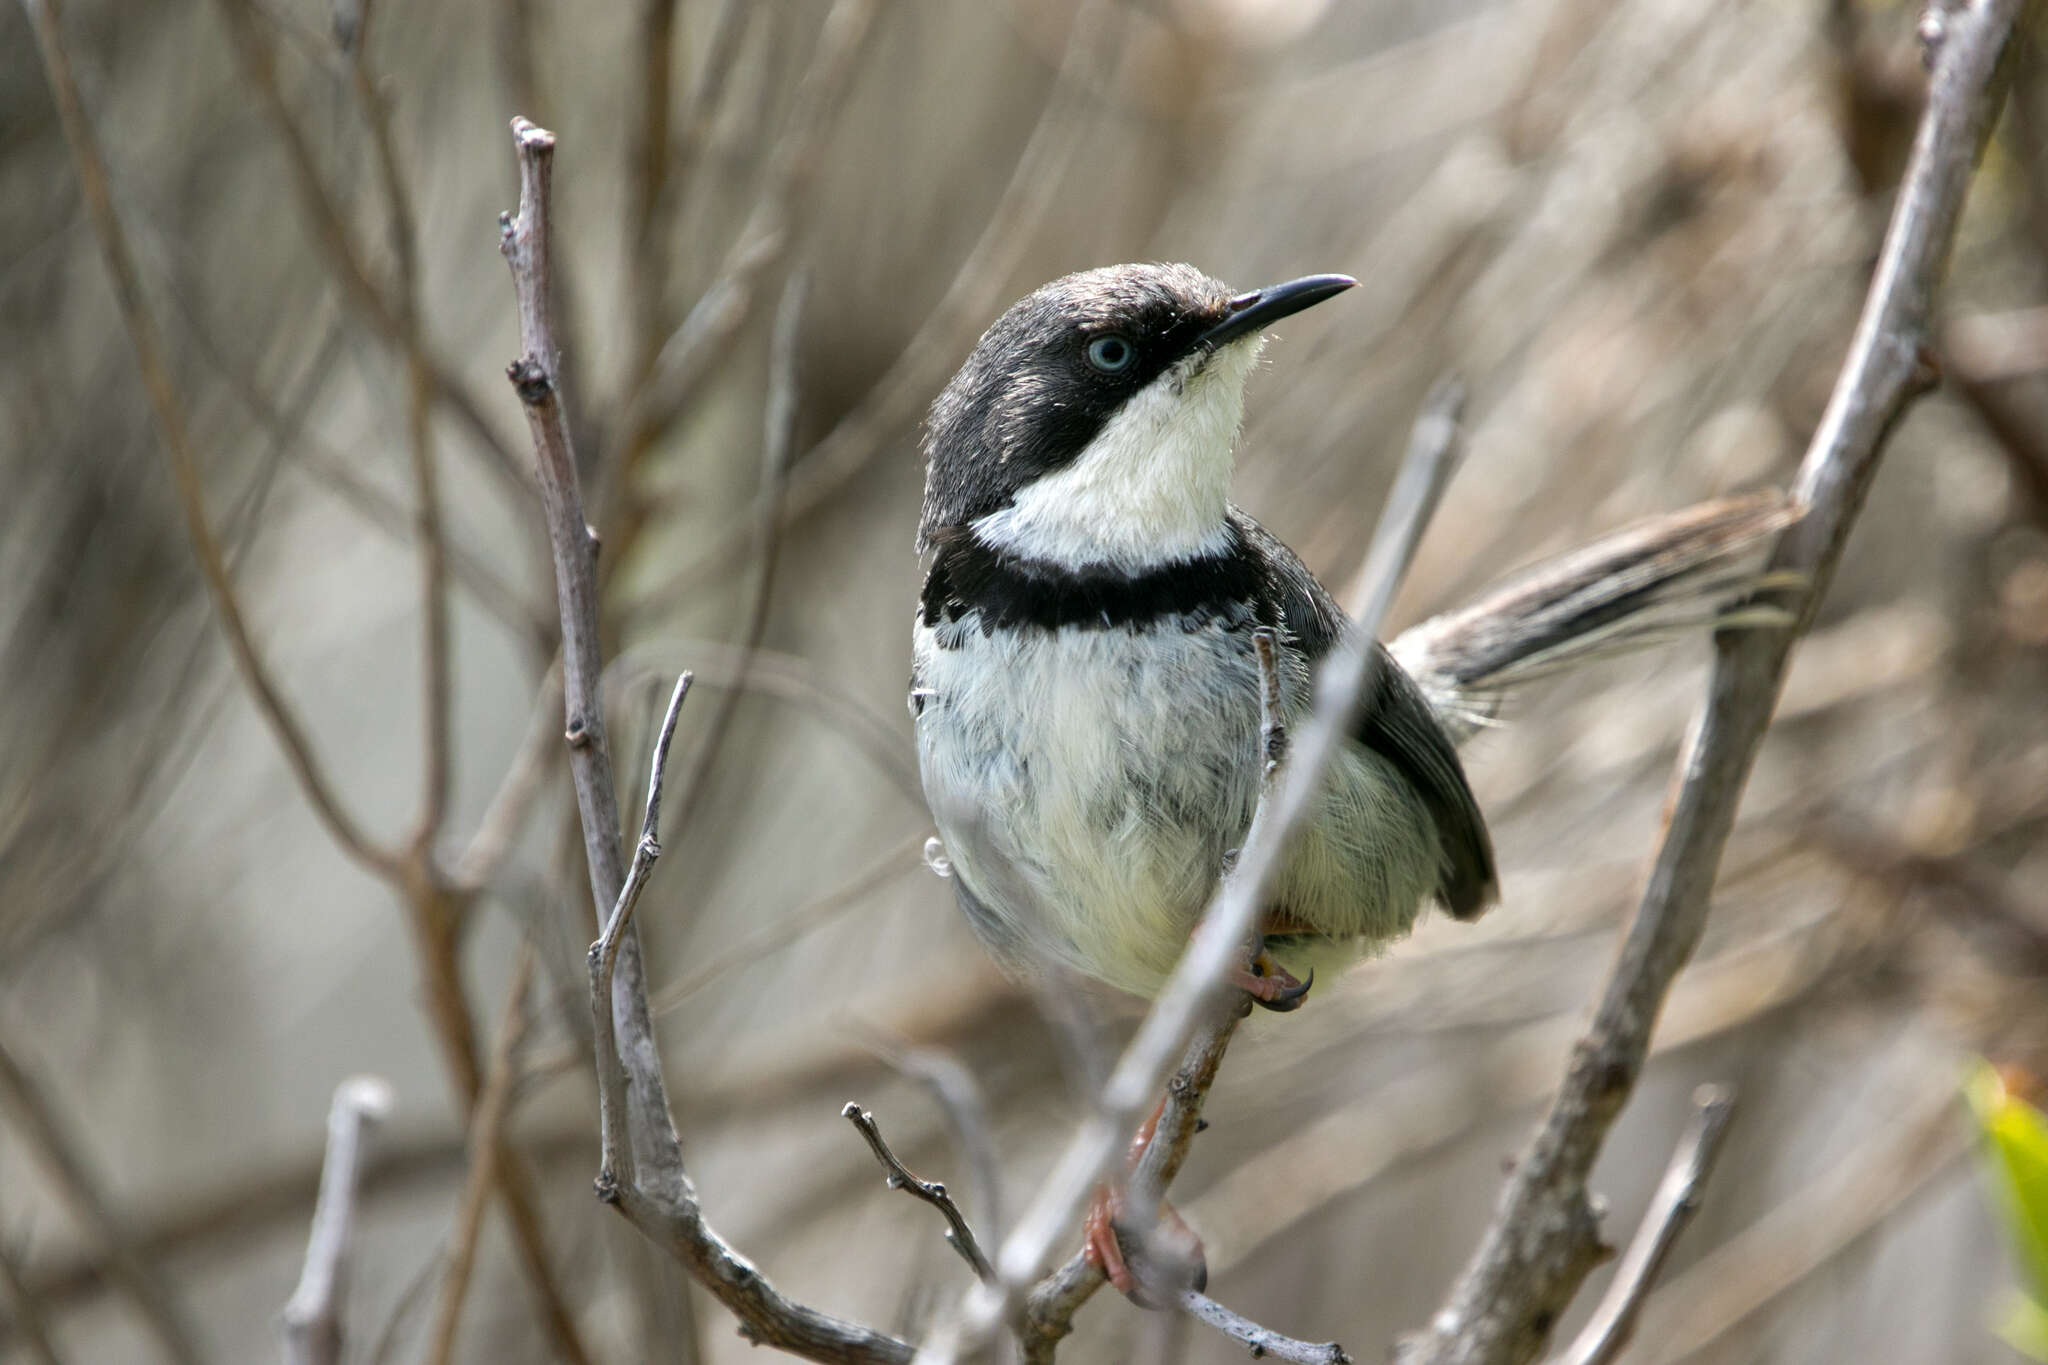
[909,261,1794,1292]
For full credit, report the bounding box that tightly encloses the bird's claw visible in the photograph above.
[1083,1185,1135,1295]
[1082,1183,1207,1307]
[1232,951,1313,1012]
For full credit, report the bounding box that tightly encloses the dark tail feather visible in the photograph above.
[1389,491,1802,743]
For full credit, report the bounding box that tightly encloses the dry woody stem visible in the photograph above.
[283,1077,394,1365]
[1398,4,2028,1362]
[502,117,915,1365]
[842,1103,995,1283]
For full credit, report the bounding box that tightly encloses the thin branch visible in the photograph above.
[0,1030,206,1365]
[672,0,751,187]
[594,669,693,992]
[283,1076,395,1365]
[1546,1085,1737,1365]
[152,242,547,648]
[398,882,597,1365]
[24,0,401,881]
[1020,385,1469,1360]
[867,1037,1007,1250]
[1630,1075,1964,1365]
[454,661,566,892]
[503,118,914,1365]
[423,948,535,1365]
[657,267,808,844]
[626,0,679,384]
[1397,5,2027,1362]
[842,1103,994,1282]
[344,9,453,847]
[618,0,875,448]
[214,0,535,506]
[1196,902,1848,1282]
[927,382,1471,1365]
[612,640,924,804]
[647,830,927,1018]
[1179,1291,1352,1365]
[620,0,1125,627]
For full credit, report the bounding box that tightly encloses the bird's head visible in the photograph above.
[918,262,1354,570]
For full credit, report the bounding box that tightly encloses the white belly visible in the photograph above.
[913,615,1445,997]
[913,615,1266,993]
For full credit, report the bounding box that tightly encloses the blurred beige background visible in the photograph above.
[3,0,2046,1361]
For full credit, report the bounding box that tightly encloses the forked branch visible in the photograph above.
[1397,3,2027,1361]
[501,117,915,1365]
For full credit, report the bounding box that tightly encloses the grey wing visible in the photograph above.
[1233,511,1499,920]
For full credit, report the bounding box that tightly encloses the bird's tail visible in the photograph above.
[1388,491,1802,744]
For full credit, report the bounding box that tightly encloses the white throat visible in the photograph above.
[971,337,1264,571]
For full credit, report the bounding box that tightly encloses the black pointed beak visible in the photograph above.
[1196,273,1356,352]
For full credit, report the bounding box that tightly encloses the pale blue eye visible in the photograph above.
[1086,335,1135,373]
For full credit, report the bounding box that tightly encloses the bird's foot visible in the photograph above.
[1230,950,1313,1012]
[1082,1183,1207,1307]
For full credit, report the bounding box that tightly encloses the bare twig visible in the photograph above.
[1630,1074,1965,1365]
[673,0,751,185]
[454,662,566,892]
[1179,1291,1352,1365]
[618,0,1127,626]
[283,1076,395,1365]
[214,0,536,509]
[25,0,402,880]
[657,268,808,844]
[57,15,590,1350]
[867,1038,1007,1250]
[612,640,924,803]
[625,0,679,383]
[593,669,692,999]
[927,382,1470,1365]
[1018,385,1469,1361]
[619,0,875,448]
[647,830,928,1018]
[1198,901,1851,1280]
[1545,1085,1737,1365]
[842,1103,994,1282]
[422,948,535,1365]
[1397,6,2027,1362]
[335,3,457,849]
[0,1030,206,1365]
[504,118,915,1365]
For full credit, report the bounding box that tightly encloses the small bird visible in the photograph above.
[910,262,1792,1291]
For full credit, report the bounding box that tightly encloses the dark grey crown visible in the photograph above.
[917,263,1235,551]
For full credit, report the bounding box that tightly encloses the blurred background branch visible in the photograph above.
[4,0,2048,1361]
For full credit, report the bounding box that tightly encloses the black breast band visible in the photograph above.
[919,526,1270,635]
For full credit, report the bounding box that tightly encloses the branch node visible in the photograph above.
[1911,340,1943,393]
[1918,6,1947,67]
[506,356,553,405]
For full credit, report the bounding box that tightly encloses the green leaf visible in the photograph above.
[1966,1062,2048,1300]
[1998,1292,2048,1362]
